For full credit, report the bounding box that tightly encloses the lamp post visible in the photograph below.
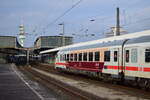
[89,19,95,36]
[27,49,29,65]
[90,19,95,22]
[58,22,65,46]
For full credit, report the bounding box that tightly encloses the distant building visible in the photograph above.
[105,27,127,37]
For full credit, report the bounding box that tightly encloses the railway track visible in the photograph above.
[18,65,103,100]
[29,63,150,100]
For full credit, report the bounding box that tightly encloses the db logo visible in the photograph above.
[95,63,99,66]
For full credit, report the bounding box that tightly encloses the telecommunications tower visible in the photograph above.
[18,24,26,47]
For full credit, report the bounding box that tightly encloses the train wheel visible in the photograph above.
[138,78,150,90]
[97,72,103,81]
[144,79,150,91]
[118,72,125,85]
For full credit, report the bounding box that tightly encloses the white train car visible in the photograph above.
[41,30,150,88]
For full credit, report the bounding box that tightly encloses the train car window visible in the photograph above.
[61,54,64,61]
[59,55,62,61]
[64,54,67,61]
[114,51,118,62]
[83,52,87,61]
[79,53,82,61]
[67,54,69,61]
[74,53,77,61]
[104,51,110,62]
[145,49,150,62]
[131,49,137,63]
[95,52,100,61]
[126,50,129,63]
[89,52,93,61]
[62,54,65,61]
[70,54,73,61]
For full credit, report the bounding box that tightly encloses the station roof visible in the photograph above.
[34,36,73,54]
[0,36,22,48]
[34,36,73,49]
[40,47,63,54]
[0,36,24,54]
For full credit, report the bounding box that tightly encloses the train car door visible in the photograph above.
[123,47,139,77]
[123,47,130,74]
[117,47,130,81]
[109,48,120,75]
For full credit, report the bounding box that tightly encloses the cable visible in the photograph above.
[44,0,83,32]
[122,17,150,27]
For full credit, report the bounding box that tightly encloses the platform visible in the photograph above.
[0,64,41,100]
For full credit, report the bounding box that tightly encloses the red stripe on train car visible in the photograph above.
[106,66,150,72]
[107,66,118,69]
[55,62,150,72]
[125,66,138,71]
[68,66,101,72]
[106,66,139,71]
[55,62,67,66]
[143,68,150,72]
[106,66,123,70]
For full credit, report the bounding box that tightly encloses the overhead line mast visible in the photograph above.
[116,7,120,36]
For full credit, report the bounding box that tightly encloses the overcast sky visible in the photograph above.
[0,0,150,47]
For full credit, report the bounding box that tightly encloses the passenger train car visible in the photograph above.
[41,30,150,88]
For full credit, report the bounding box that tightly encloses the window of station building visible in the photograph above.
[74,53,77,61]
[114,51,118,62]
[126,50,130,63]
[70,54,73,61]
[89,52,93,61]
[67,54,69,61]
[83,52,87,61]
[131,49,137,63]
[79,53,82,61]
[104,51,110,62]
[94,51,100,61]
[145,49,150,62]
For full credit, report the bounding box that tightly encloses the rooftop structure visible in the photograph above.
[105,27,127,37]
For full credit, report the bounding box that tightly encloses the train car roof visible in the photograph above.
[126,35,150,44]
[40,30,150,54]
[63,35,150,51]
